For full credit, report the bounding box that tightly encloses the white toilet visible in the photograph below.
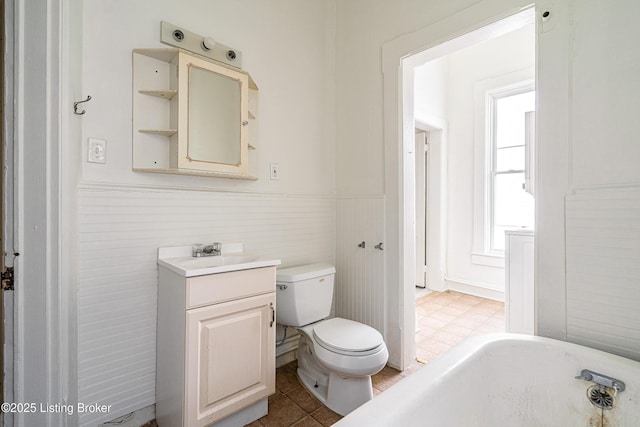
[276,263,388,416]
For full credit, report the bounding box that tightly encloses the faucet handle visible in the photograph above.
[203,242,222,255]
[192,243,205,257]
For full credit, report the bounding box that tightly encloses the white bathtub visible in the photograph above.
[334,334,640,427]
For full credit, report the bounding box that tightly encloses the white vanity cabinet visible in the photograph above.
[157,265,276,427]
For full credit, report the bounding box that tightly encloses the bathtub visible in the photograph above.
[334,334,640,427]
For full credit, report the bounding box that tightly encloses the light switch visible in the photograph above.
[270,163,280,180]
[88,138,106,164]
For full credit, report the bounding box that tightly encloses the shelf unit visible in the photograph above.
[132,48,259,178]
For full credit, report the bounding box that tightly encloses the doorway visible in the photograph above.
[381,3,536,369]
[409,9,535,361]
[413,118,447,298]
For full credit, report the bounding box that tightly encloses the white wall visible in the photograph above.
[335,0,485,196]
[82,0,335,194]
[541,0,640,358]
[414,57,449,123]
[75,1,336,425]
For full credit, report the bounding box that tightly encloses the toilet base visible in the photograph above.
[296,337,375,416]
[297,368,374,416]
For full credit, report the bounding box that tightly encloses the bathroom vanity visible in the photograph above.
[156,245,280,427]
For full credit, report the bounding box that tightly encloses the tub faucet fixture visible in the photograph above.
[575,369,625,393]
[192,242,222,257]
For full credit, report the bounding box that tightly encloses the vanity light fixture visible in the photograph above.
[160,21,242,69]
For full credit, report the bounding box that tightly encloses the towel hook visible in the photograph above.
[73,95,92,115]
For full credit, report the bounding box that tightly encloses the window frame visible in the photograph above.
[488,84,535,252]
[471,73,534,267]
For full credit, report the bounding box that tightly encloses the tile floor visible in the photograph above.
[415,290,505,363]
[247,290,504,427]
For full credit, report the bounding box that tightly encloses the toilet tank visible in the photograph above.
[276,263,336,327]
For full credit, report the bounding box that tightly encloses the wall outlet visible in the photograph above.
[88,138,106,164]
[270,163,280,180]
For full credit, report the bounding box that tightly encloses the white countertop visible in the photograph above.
[158,244,281,277]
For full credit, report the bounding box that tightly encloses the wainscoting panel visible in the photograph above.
[566,189,640,361]
[77,185,335,426]
[335,196,386,335]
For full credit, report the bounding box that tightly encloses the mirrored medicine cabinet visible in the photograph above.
[132,48,258,179]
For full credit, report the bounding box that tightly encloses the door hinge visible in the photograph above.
[2,267,14,291]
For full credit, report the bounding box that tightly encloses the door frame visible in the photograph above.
[414,129,427,289]
[414,117,447,294]
[381,1,535,369]
[3,1,70,425]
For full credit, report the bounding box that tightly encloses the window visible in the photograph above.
[472,75,535,266]
[489,88,535,252]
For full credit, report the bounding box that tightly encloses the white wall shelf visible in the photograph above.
[138,129,178,137]
[138,89,178,100]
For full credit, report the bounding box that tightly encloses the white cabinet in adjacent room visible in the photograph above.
[505,230,534,335]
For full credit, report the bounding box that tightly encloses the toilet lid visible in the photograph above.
[313,318,384,354]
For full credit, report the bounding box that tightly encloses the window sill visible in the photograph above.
[471,252,505,268]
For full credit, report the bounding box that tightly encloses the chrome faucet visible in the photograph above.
[192,242,222,257]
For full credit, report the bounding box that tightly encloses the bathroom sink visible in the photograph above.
[157,245,280,277]
[172,255,260,269]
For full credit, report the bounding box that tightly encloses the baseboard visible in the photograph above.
[445,277,504,302]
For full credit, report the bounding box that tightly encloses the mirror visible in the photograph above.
[187,65,241,165]
[177,53,250,176]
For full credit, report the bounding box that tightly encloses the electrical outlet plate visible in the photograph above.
[270,163,280,180]
[88,138,106,164]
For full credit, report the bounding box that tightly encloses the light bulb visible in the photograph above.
[202,37,216,51]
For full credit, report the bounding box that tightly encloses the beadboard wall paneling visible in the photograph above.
[335,196,385,335]
[77,186,335,426]
[566,189,640,361]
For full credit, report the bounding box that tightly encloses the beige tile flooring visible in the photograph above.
[415,290,505,363]
[246,290,504,427]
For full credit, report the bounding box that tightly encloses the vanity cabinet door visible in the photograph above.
[185,293,275,427]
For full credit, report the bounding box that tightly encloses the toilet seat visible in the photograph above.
[299,318,388,377]
[312,318,384,356]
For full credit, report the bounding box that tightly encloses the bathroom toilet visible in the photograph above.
[276,264,388,416]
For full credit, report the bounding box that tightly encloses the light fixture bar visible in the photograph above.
[160,21,242,69]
